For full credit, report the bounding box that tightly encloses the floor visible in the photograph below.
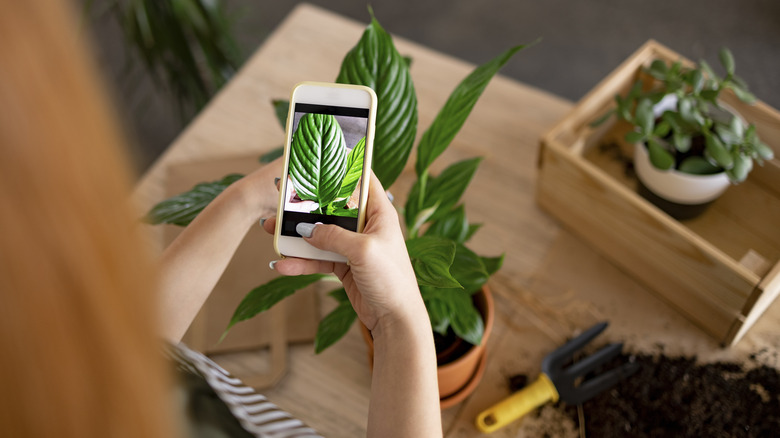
[86,0,780,175]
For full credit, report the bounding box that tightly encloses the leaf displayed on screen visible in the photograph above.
[289,113,348,211]
[337,136,366,199]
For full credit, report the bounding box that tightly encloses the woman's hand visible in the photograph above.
[262,171,442,437]
[261,172,424,333]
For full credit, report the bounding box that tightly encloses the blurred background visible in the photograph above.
[83,0,780,175]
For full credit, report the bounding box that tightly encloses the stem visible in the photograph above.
[408,170,429,239]
[417,170,429,212]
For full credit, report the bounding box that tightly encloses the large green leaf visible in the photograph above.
[415,44,531,176]
[315,298,357,354]
[406,236,461,289]
[289,113,348,211]
[336,15,418,188]
[144,173,243,226]
[226,274,326,333]
[337,136,366,199]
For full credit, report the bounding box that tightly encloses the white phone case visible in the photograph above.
[273,81,377,262]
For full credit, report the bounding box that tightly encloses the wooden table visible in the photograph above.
[134,4,780,437]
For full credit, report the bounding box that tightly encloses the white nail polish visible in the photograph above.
[296,222,316,238]
[259,217,267,227]
[269,260,277,270]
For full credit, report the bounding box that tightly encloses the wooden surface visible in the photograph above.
[134,5,780,437]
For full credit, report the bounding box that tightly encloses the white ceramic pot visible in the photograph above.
[632,94,741,217]
[634,142,730,205]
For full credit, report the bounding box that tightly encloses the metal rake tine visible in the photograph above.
[565,342,624,378]
[568,361,641,405]
[543,322,609,371]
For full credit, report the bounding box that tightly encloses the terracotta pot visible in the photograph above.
[359,285,495,409]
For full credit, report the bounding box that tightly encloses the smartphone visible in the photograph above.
[274,82,377,262]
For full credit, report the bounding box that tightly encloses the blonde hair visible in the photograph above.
[0,2,177,437]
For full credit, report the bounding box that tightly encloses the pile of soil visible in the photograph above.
[510,351,780,437]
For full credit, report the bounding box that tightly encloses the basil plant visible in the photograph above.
[147,12,532,353]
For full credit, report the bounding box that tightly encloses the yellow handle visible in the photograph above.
[474,373,559,433]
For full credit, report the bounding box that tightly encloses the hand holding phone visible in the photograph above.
[274,82,377,262]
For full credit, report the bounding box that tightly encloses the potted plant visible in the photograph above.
[595,48,774,219]
[147,11,532,405]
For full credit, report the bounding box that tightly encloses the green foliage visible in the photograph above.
[145,174,243,226]
[314,294,357,353]
[150,12,530,355]
[335,13,418,188]
[414,44,534,178]
[224,274,327,335]
[88,0,242,122]
[406,236,461,289]
[598,47,773,183]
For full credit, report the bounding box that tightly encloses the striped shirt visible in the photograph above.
[167,343,324,438]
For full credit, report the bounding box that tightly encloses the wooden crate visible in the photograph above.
[537,40,780,346]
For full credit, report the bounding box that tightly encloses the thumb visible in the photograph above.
[297,222,361,260]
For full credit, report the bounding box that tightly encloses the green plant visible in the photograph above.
[85,0,242,122]
[597,48,773,183]
[147,13,533,354]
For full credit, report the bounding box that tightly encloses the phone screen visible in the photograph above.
[280,103,370,237]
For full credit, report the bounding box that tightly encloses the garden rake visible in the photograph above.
[475,321,640,433]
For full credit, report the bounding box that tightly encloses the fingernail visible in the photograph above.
[296,222,316,238]
[259,217,267,227]
[274,177,280,185]
[269,260,277,270]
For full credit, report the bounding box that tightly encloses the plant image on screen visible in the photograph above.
[288,113,365,217]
